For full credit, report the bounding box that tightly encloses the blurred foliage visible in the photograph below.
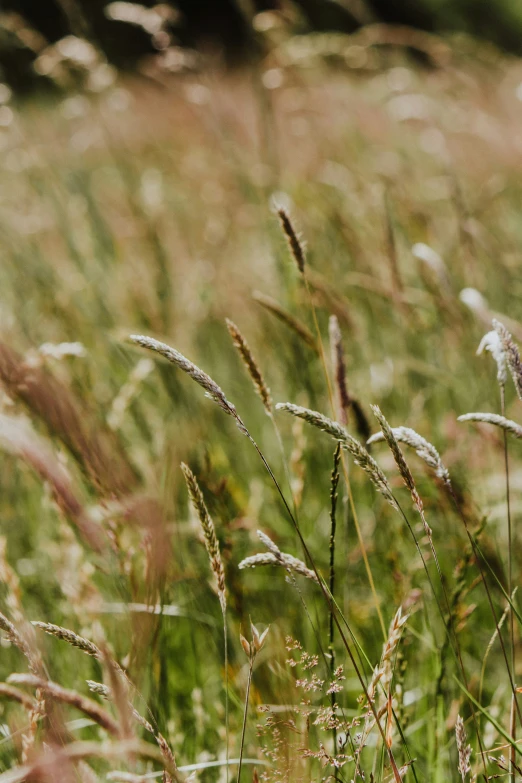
[3,0,522,95]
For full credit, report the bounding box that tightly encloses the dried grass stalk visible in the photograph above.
[181,463,226,614]
[156,732,177,783]
[239,530,318,583]
[455,715,472,782]
[88,683,176,781]
[379,607,409,695]
[362,607,409,752]
[7,674,120,736]
[226,320,272,414]
[0,590,46,762]
[371,406,431,537]
[0,738,183,783]
[276,403,398,510]
[108,358,154,431]
[0,414,105,553]
[130,335,248,435]
[0,342,137,497]
[87,681,155,735]
[367,426,450,487]
[458,412,522,439]
[494,319,522,400]
[0,612,40,675]
[102,645,134,740]
[0,538,25,627]
[277,206,305,274]
[0,682,37,711]
[252,292,318,354]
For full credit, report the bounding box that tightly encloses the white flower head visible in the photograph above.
[412,242,445,275]
[459,287,488,313]
[477,329,507,386]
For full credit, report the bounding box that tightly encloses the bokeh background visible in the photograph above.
[3,0,522,93]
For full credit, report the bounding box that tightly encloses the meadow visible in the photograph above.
[0,19,522,782]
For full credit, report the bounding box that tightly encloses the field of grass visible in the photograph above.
[1,25,522,783]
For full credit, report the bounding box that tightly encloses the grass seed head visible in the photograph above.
[455,714,472,782]
[277,402,398,510]
[226,319,272,414]
[277,206,306,274]
[458,411,522,439]
[493,319,522,400]
[329,315,350,426]
[130,335,248,435]
[368,425,450,487]
[181,463,226,614]
[477,328,507,386]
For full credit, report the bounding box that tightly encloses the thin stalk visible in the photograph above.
[303,273,386,638]
[501,384,517,783]
[246,433,403,782]
[448,486,522,726]
[269,411,299,520]
[393,501,488,781]
[223,612,229,783]
[329,444,341,757]
[237,657,254,783]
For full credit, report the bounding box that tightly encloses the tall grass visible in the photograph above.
[0,22,521,782]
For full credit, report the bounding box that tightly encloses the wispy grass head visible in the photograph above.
[458,412,522,439]
[493,319,522,400]
[477,328,507,386]
[276,402,398,511]
[367,425,450,487]
[130,334,248,435]
[239,529,318,583]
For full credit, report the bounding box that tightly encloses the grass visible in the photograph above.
[0,23,521,782]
